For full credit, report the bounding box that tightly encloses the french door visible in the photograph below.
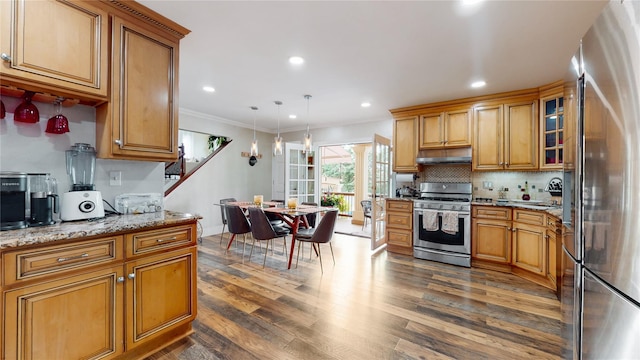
[371,134,391,251]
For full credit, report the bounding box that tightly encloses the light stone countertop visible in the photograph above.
[471,201,563,219]
[0,210,198,249]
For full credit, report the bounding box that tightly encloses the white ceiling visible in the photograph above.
[138,0,607,133]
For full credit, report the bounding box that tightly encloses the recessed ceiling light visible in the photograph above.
[202,86,215,92]
[361,102,371,108]
[289,114,297,119]
[471,81,486,88]
[289,56,304,65]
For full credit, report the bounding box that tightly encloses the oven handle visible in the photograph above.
[414,209,470,216]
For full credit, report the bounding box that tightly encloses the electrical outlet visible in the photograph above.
[110,171,122,186]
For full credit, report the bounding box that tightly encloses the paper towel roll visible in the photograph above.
[395,174,414,185]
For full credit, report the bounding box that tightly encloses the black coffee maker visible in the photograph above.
[0,172,28,230]
[28,173,58,227]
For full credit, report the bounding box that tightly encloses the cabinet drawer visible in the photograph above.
[126,224,195,257]
[387,229,412,247]
[386,201,413,211]
[387,212,412,230]
[473,206,512,220]
[547,215,559,231]
[513,209,546,226]
[3,236,123,286]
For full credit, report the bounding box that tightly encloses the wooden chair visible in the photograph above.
[247,207,290,268]
[295,210,338,273]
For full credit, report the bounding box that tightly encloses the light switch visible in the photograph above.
[110,171,122,186]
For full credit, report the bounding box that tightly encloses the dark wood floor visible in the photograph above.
[147,233,562,360]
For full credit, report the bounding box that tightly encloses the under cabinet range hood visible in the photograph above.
[416,147,472,164]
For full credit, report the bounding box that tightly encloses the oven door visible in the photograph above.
[413,209,471,255]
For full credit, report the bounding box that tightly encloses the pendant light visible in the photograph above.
[250,106,259,157]
[273,101,283,156]
[303,94,312,154]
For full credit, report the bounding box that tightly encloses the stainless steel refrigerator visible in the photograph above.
[561,1,640,359]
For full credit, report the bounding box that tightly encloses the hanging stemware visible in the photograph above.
[14,91,39,123]
[45,98,70,134]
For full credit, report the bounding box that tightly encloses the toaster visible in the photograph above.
[60,191,105,221]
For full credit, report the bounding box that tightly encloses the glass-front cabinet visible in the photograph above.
[285,143,317,204]
[540,94,564,169]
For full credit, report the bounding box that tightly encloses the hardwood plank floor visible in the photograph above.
[146,233,562,360]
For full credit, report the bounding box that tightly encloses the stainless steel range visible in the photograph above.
[413,182,472,267]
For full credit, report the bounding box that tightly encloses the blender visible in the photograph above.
[60,143,105,221]
[28,173,59,226]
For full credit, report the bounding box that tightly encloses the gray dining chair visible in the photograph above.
[295,210,338,273]
[225,205,252,257]
[247,207,291,268]
[361,200,372,230]
[219,198,237,246]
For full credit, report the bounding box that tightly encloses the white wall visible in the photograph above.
[164,110,275,236]
[0,96,164,208]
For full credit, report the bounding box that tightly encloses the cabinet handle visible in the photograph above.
[117,276,125,283]
[128,273,135,279]
[157,236,177,243]
[499,162,504,166]
[57,253,89,262]
[512,228,517,232]
[114,139,122,147]
[506,163,509,167]
[545,235,550,239]
[0,53,11,62]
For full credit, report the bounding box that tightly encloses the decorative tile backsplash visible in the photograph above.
[472,170,563,202]
[399,165,563,203]
[419,165,472,183]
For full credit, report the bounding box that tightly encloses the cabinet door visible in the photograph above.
[472,105,503,170]
[125,246,197,350]
[472,218,511,264]
[512,223,546,275]
[4,266,124,359]
[444,109,471,147]
[102,16,179,161]
[504,100,538,170]
[547,229,557,285]
[540,95,564,169]
[393,116,419,172]
[0,0,108,98]
[419,112,443,149]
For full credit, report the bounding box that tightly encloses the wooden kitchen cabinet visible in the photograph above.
[2,221,198,360]
[473,98,538,171]
[385,199,413,255]
[393,116,419,172]
[546,215,560,289]
[472,206,512,267]
[96,12,188,161]
[539,92,564,170]
[472,206,557,291]
[4,265,125,359]
[0,0,109,101]
[125,246,197,351]
[419,108,471,149]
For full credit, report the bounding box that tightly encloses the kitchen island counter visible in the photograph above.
[0,210,198,249]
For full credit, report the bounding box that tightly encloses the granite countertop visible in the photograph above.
[0,210,199,250]
[386,197,419,202]
[471,201,563,219]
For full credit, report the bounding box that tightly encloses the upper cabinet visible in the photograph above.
[473,97,538,171]
[393,116,419,173]
[96,12,184,161]
[419,108,471,149]
[539,83,564,170]
[0,0,109,101]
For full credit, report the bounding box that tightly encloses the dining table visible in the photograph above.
[226,201,333,269]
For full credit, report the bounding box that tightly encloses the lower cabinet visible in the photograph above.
[4,266,125,359]
[385,199,413,255]
[2,222,197,360]
[472,206,558,291]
